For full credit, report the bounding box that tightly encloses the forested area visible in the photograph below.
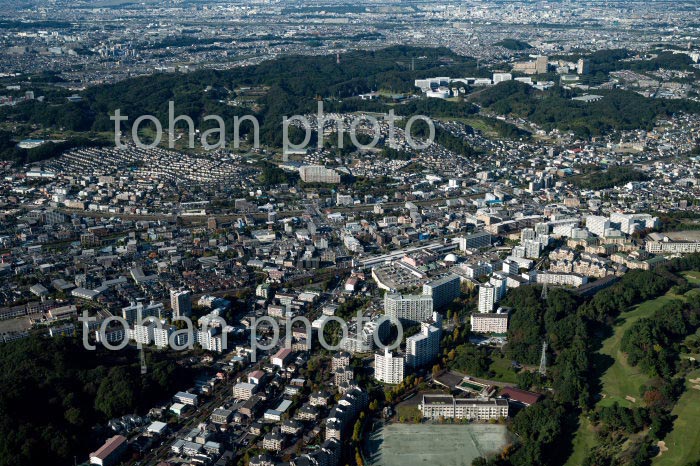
[0,46,487,162]
[571,166,650,190]
[474,255,700,466]
[0,46,485,153]
[495,39,533,51]
[0,129,110,165]
[2,45,696,159]
[472,80,700,138]
[576,262,700,465]
[621,296,700,378]
[0,337,193,466]
[654,211,700,232]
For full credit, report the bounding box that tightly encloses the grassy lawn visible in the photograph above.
[488,355,519,384]
[564,415,598,466]
[395,405,422,423]
[653,370,700,466]
[566,289,688,464]
[682,271,700,286]
[597,292,684,409]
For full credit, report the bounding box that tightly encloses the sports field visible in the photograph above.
[365,423,509,466]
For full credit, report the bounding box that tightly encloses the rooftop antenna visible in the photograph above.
[539,341,548,376]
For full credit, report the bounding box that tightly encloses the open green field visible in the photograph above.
[597,291,684,408]
[653,370,700,466]
[682,271,700,286]
[488,356,519,384]
[396,405,422,423]
[566,288,688,464]
[365,423,509,466]
[564,416,599,466]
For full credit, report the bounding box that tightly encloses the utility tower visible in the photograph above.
[538,341,548,376]
[140,347,147,375]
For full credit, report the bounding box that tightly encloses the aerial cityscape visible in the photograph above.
[1,1,700,466]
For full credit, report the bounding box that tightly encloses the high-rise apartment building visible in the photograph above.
[406,318,441,368]
[384,293,434,323]
[422,274,461,310]
[299,165,340,183]
[478,283,495,313]
[374,349,404,384]
[170,289,192,318]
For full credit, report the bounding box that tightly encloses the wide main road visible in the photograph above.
[50,192,482,225]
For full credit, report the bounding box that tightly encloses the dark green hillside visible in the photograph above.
[0,337,193,466]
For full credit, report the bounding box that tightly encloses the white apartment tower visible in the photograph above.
[374,349,405,385]
[489,273,508,301]
[478,283,496,313]
[406,317,441,368]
